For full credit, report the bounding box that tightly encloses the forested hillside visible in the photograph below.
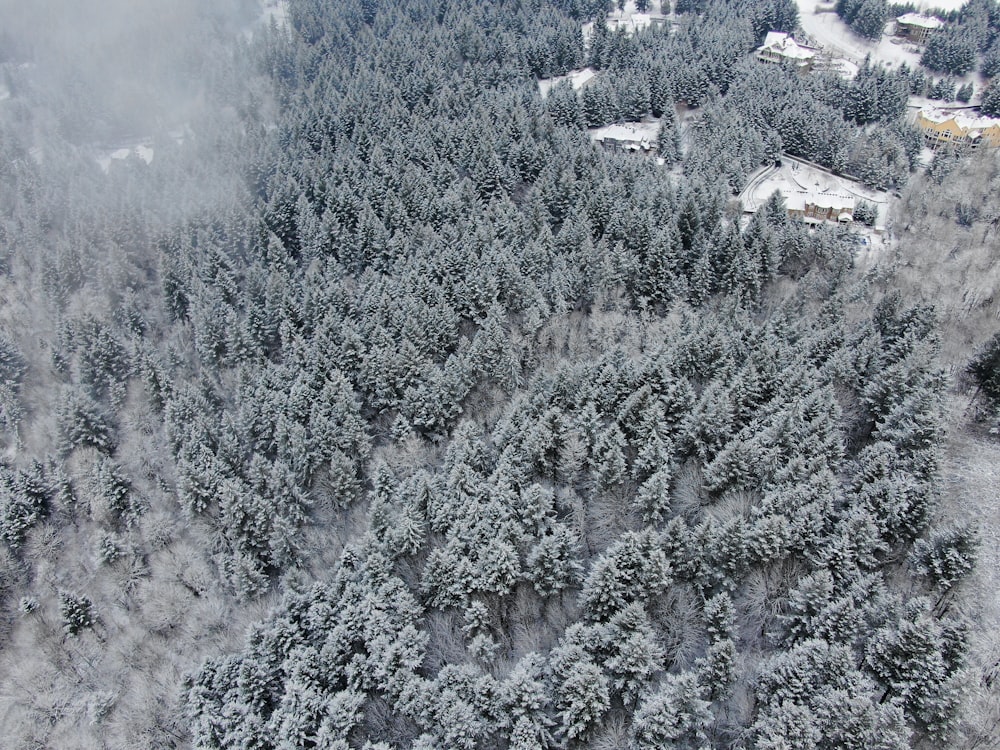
[0,0,995,748]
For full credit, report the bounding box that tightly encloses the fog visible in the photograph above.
[0,0,261,143]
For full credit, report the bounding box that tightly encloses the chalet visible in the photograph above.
[755,32,819,73]
[894,13,943,44]
[593,123,655,152]
[785,192,855,225]
[914,108,1000,150]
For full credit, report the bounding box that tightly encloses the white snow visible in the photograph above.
[918,107,1000,130]
[825,57,860,78]
[538,68,596,98]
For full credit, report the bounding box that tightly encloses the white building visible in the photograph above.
[755,32,819,72]
[538,68,596,99]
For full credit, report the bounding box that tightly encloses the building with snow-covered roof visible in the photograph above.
[538,68,596,99]
[786,192,856,225]
[755,32,819,72]
[591,123,655,153]
[914,108,1000,150]
[894,13,944,44]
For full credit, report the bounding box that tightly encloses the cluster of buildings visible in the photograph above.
[753,14,1000,154]
[754,11,945,74]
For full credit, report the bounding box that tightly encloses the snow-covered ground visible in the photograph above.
[740,153,891,232]
[538,68,596,98]
[795,0,924,70]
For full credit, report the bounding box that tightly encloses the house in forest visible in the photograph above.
[592,123,655,152]
[893,13,943,44]
[755,32,819,72]
[582,4,670,45]
[538,68,596,98]
[785,192,855,225]
[914,108,1000,150]
[739,157,888,232]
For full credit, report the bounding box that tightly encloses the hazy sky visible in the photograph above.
[0,0,260,141]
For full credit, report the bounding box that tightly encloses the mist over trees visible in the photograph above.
[0,0,995,748]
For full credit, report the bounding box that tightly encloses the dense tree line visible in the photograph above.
[0,0,989,747]
[920,0,1000,76]
[837,0,889,41]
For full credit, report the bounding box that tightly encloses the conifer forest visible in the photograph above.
[1,0,1000,747]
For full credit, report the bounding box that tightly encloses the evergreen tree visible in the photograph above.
[59,591,96,636]
[980,82,1000,116]
[632,672,713,750]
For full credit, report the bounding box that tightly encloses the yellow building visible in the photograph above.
[914,108,1000,150]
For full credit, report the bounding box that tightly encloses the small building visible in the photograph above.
[914,108,1000,150]
[894,13,943,44]
[785,192,855,225]
[538,68,596,99]
[593,123,655,152]
[755,32,819,72]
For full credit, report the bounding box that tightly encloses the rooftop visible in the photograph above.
[784,191,855,212]
[537,68,596,98]
[591,122,655,149]
[896,13,944,29]
[918,107,1000,131]
[759,32,819,61]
